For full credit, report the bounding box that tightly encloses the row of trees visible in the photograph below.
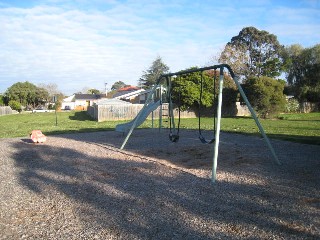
[138,27,319,117]
[1,82,64,111]
[2,26,318,116]
[218,26,319,104]
[283,44,320,102]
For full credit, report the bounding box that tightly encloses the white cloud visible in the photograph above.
[0,0,319,95]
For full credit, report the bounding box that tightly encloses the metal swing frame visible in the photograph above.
[119,64,281,183]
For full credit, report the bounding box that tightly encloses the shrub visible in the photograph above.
[244,76,286,118]
[8,100,22,112]
[285,98,300,113]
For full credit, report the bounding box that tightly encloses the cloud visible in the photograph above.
[0,0,319,95]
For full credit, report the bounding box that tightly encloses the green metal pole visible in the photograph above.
[233,76,281,165]
[212,68,224,183]
[151,110,154,129]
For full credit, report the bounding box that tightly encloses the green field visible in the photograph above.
[0,111,319,145]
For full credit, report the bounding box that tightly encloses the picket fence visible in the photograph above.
[0,106,13,116]
[87,104,196,122]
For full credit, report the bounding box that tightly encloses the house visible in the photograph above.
[112,86,146,104]
[112,85,165,104]
[61,93,107,110]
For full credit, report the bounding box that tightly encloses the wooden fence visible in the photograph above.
[299,102,320,113]
[0,106,13,116]
[87,101,320,122]
[87,104,196,122]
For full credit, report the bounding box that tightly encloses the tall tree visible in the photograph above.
[4,81,49,108]
[218,44,249,76]
[282,44,320,102]
[38,83,62,101]
[5,82,36,106]
[0,94,4,106]
[87,89,101,94]
[139,56,169,88]
[219,26,284,78]
[171,68,236,112]
[111,81,128,90]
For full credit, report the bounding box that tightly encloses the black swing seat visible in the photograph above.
[199,134,215,144]
[169,133,180,142]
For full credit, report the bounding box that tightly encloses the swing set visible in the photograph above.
[167,70,216,144]
[120,64,281,183]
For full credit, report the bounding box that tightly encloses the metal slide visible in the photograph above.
[115,100,161,133]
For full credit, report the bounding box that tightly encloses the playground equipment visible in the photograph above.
[115,100,161,133]
[198,71,216,144]
[119,64,281,183]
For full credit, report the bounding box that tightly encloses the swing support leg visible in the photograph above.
[211,70,281,183]
[212,69,224,183]
[233,75,281,166]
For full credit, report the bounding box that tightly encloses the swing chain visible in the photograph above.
[198,70,216,144]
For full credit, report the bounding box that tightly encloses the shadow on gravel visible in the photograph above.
[9,130,320,239]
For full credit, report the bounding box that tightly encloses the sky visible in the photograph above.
[0,0,319,95]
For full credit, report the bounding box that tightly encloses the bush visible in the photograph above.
[8,100,22,112]
[285,98,300,113]
[244,76,286,118]
[0,95,4,106]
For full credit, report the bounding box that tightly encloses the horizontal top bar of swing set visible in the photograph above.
[157,64,236,80]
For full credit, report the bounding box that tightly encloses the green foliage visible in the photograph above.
[8,100,22,112]
[244,76,286,118]
[220,26,283,78]
[139,56,169,88]
[170,68,238,113]
[54,93,64,110]
[0,94,4,106]
[4,81,50,108]
[171,69,214,111]
[111,81,128,90]
[282,44,320,102]
[87,89,101,94]
[284,98,300,113]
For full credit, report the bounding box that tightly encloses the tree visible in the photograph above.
[220,26,284,78]
[35,87,50,106]
[8,100,22,112]
[4,81,50,108]
[282,44,320,102]
[5,82,37,106]
[38,83,60,97]
[87,89,101,94]
[139,56,169,88]
[111,81,128,90]
[171,68,236,113]
[244,76,286,118]
[0,94,4,106]
[218,44,249,76]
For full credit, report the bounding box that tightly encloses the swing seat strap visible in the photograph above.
[199,133,215,144]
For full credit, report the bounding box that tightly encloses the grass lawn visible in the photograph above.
[0,111,319,145]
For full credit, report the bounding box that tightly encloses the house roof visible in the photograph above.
[63,93,107,102]
[74,94,106,100]
[96,98,132,105]
[63,95,75,102]
[114,89,146,100]
[118,86,139,92]
[112,86,141,98]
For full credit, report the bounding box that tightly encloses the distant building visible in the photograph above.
[61,93,107,110]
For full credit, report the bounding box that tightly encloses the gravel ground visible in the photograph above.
[0,129,319,239]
